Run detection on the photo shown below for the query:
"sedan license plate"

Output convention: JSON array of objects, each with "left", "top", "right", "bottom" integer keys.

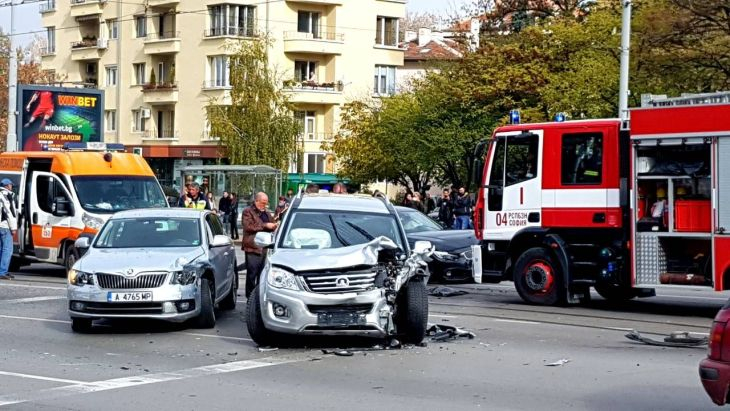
[
  {"left": 107, "top": 292, "right": 153, "bottom": 302},
  {"left": 317, "top": 312, "right": 366, "bottom": 327}
]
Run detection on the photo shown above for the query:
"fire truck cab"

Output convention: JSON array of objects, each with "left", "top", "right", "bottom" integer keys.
[{"left": 472, "top": 92, "right": 730, "bottom": 305}]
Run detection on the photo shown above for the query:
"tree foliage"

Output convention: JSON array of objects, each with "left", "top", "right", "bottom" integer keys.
[{"left": 206, "top": 38, "right": 300, "bottom": 169}]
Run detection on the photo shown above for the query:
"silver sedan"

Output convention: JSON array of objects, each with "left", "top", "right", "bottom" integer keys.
[{"left": 67, "top": 208, "right": 238, "bottom": 332}]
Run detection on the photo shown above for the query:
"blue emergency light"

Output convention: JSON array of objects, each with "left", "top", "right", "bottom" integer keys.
[
  {"left": 509, "top": 109, "right": 520, "bottom": 124},
  {"left": 554, "top": 112, "right": 567, "bottom": 122}
]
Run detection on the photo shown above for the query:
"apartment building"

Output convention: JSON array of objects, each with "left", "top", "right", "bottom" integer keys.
[{"left": 38, "top": 0, "right": 406, "bottom": 189}]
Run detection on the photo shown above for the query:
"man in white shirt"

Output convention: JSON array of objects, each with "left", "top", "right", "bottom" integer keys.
[{"left": 0, "top": 178, "right": 18, "bottom": 280}]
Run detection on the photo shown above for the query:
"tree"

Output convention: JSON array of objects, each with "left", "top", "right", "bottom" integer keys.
[{"left": 206, "top": 38, "right": 301, "bottom": 169}]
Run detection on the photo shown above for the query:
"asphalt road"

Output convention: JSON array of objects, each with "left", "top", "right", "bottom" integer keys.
[{"left": 0, "top": 261, "right": 724, "bottom": 410}]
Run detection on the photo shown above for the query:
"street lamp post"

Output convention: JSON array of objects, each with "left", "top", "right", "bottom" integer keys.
[{"left": 6, "top": 0, "right": 18, "bottom": 151}]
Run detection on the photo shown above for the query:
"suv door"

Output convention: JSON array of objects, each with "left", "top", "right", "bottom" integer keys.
[{"left": 205, "top": 213, "right": 233, "bottom": 300}]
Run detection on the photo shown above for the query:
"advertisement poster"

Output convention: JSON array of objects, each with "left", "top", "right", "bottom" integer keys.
[{"left": 16, "top": 85, "right": 104, "bottom": 151}]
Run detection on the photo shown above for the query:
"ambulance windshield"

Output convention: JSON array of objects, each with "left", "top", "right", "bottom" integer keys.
[{"left": 72, "top": 176, "right": 167, "bottom": 213}]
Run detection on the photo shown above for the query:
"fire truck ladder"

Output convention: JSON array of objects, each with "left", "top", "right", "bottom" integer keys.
[{"left": 641, "top": 91, "right": 730, "bottom": 107}]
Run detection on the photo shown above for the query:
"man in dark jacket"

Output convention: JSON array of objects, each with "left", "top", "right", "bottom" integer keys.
[
  {"left": 229, "top": 193, "right": 239, "bottom": 240},
  {"left": 218, "top": 191, "right": 232, "bottom": 235},
  {"left": 452, "top": 186, "right": 473, "bottom": 230},
  {"left": 437, "top": 189, "right": 453, "bottom": 228},
  {"left": 242, "top": 192, "right": 277, "bottom": 298},
  {"left": 177, "top": 183, "right": 211, "bottom": 210}
]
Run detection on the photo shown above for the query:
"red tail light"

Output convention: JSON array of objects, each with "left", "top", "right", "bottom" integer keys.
[
  {"left": 709, "top": 321, "right": 726, "bottom": 360},
  {"left": 474, "top": 187, "right": 484, "bottom": 240}
]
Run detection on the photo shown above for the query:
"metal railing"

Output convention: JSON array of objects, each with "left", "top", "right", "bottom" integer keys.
[
  {"left": 40, "top": 46, "right": 55, "bottom": 56},
  {"left": 283, "top": 29, "right": 344, "bottom": 42},
  {"left": 145, "top": 31, "right": 181, "bottom": 41},
  {"left": 298, "top": 132, "right": 335, "bottom": 141},
  {"left": 204, "top": 27, "right": 257, "bottom": 38},
  {"left": 71, "top": 0, "right": 104, "bottom": 4},
  {"left": 71, "top": 38, "right": 105, "bottom": 49},
  {"left": 143, "top": 129, "right": 179, "bottom": 139},
  {"left": 283, "top": 80, "right": 344, "bottom": 92},
  {"left": 140, "top": 82, "right": 178, "bottom": 91}
]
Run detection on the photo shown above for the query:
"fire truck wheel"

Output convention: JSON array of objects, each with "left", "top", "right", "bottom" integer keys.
[
  {"left": 594, "top": 284, "right": 637, "bottom": 302},
  {"left": 513, "top": 247, "right": 565, "bottom": 306}
]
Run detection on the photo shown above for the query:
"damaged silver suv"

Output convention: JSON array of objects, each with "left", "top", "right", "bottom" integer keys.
[{"left": 247, "top": 193, "right": 433, "bottom": 346}]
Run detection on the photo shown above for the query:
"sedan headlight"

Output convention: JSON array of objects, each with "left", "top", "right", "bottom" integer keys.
[
  {"left": 170, "top": 268, "right": 198, "bottom": 285},
  {"left": 68, "top": 269, "right": 94, "bottom": 286},
  {"left": 267, "top": 266, "right": 300, "bottom": 291},
  {"left": 82, "top": 213, "right": 104, "bottom": 231}
]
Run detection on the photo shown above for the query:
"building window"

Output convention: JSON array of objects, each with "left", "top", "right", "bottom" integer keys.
[
  {"left": 294, "top": 61, "right": 317, "bottom": 82},
  {"left": 376, "top": 16, "right": 399, "bottom": 46},
  {"left": 295, "top": 111, "right": 316, "bottom": 139},
  {"left": 108, "top": 19, "right": 119, "bottom": 39},
  {"left": 561, "top": 133, "right": 603, "bottom": 185},
  {"left": 297, "top": 11, "right": 321, "bottom": 38},
  {"left": 105, "top": 110, "right": 117, "bottom": 132},
  {"left": 105, "top": 65, "right": 117, "bottom": 86},
  {"left": 133, "top": 63, "right": 145, "bottom": 85},
  {"left": 373, "top": 65, "right": 396, "bottom": 96},
  {"left": 306, "top": 153, "right": 325, "bottom": 174},
  {"left": 132, "top": 109, "right": 146, "bottom": 132},
  {"left": 46, "top": 27, "right": 55, "bottom": 53},
  {"left": 208, "top": 4, "right": 256, "bottom": 37},
  {"left": 135, "top": 16, "right": 147, "bottom": 38},
  {"left": 208, "top": 56, "right": 229, "bottom": 87}
]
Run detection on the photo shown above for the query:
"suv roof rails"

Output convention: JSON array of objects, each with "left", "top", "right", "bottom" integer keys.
[{"left": 373, "top": 191, "right": 390, "bottom": 205}]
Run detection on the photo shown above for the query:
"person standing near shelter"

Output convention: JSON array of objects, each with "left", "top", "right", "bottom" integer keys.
[
  {"left": 452, "top": 187, "right": 473, "bottom": 230},
  {"left": 0, "top": 179, "right": 18, "bottom": 280},
  {"left": 177, "top": 182, "right": 211, "bottom": 210},
  {"left": 218, "top": 191, "right": 232, "bottom": 235},
  {"left": 229, "top": 193, "right": 239, "bottom": 240},
  {"left": 243, "top": 192, "right": 277, "bottom": 298},
  {"left": 437, "top": 189, "right": 454, "bottom": 228}
]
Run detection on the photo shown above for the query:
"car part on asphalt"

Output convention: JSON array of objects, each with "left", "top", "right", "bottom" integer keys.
[
  {"left": 426, "top": 324, "right": 476, "bottom": 341},
  {"left": 625, "top": 330, "right": 707, "bottom": 347},
  {"left": 428, "top": 286, "right": 468, "bottom": 297}
]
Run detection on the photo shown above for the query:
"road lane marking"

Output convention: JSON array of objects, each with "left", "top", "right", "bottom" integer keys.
[
  {"left": 0, "top": 371, "right": 85, "bottom": 385},
  {"left": 428, "top": 314, "right": 458, "bottom": 319},
  {"left": 0, "top": 357, "right": 295, "bottom": 407},
  {"left": 179, "top": 332, "right": 253, "bottom": 342},
  {"left": 0, "top": 296, "right": 65, "bottom": 303},
  {"left": 0, "top": 283, "right": 65, "bottom": 291},
  {"left": 494, "top": 319, "right": 539, "bottom": 325},
  {"left": 655, "top": 295, "right": 728, "bottom": 301},
  {"left": 0, "top": 315, "right": 70, "bottom": 324}
]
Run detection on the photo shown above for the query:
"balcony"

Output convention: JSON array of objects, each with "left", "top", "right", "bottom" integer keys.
[
  {"left": 70, "top": 0, "right": 105, "bottom": 18},
  {"left": 284, "top": 30, "right": 344, "bottom": 55},
  {"left": 141, "top": 83, "right": 179, "bottom": 104},
  {"left": 285, "top": 0, "right": 342, "bottom": 4},
  {"left": 283, "top": 80, "right": 344, "bottom": 105},
  {"left": 144, "top": 32, "right": 181, "bottom": 55},
  {"left": 143, "top": 129, "right": 179, "bottom": 141},
  {"left": 203, "top": 27, "right": 257, "bottom": 40},
  {"left": 70, "top": 38, "right": 107, "bottom": 61},
  {"left": 147, "top": 0, "right": 179, "bottom": 7},
  {"left": 299, "top": 132, "right": 335, "bottom": 142},
  {"left": 202, "top": 81, "right": 232, "bottom": 105},
  {"left": 39, "top": 0, "right": 55, "bottom": 13},
  {"left": 40, "top": 47, "right": 55, "bottom": 57}
]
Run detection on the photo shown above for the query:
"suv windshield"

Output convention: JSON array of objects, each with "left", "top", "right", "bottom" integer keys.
[
  {"left": 72, "top": 176, "right": 167, "bottom": 213},
  {"left": 399, "top": 209, "right": 442, "bottom": 233},
  {"left": 95, "top": 217, "right": 201, "bottom": 248},
  {"left": 281, "top": 211, "right": 404, "bottom": 250}
]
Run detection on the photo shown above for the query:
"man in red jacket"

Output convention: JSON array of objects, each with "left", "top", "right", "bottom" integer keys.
[{"left": 242, "top": 192, "right": 277, "bottom": 298}]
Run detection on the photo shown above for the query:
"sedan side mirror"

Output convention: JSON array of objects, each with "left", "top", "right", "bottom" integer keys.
[
  {"left": 254, "top": 232, "right": 275, "bottom": 248},
  {"left": 211, "top": 235, "right": 232, "bottom": 248},
  {"left": 74, "top": 236, "right": 91, "bottom": 249}
]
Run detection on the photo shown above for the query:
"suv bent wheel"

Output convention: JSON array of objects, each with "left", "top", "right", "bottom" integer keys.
[
  {"left": 395, "top": 279, "right": 428, "bottom": 344},
  {"left": 246, "top": 284, "right": 278, "bottom": 347}
]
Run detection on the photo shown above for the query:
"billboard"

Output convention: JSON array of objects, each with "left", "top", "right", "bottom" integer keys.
[{"left": 16, "top": 85, "right": 104, "bottom": 151}]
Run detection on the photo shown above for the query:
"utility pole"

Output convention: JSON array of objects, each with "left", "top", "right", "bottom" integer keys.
[
  {"left": 6, "top": 0, "right": 18, "bottom": 151},
  {"left": 618, "top": 0, "right": 632, "bottom": 124}
]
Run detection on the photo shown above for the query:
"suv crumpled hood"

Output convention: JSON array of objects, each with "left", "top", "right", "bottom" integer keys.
[{"left": 270, "top": 236, "right": 399, "bottom": 273}]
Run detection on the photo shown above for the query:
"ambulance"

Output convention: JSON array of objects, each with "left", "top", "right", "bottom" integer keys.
[{"left": 0, "top": 143, "right": 168, "bottom": 271}]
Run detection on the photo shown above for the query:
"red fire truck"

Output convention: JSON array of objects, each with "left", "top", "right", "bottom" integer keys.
[{"left": 470, "top": 92, "right": 730, "bottom": 305}]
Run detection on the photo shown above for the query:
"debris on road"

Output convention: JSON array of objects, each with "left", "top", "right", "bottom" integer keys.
[
  {"left": 427, "top": 324, "right": 476, "bottom": 341},
  {"left": 258, "top": 347, "right": 279, "bottom": 352},
  {"left": 625, "top": 330, "right": 708, "bottom": 348},
  {"left": 428, "top": 286, "right": 468, "bottom": 297},
  {"left": 545, "top": 359, "right": 570, "bottom": 367}
]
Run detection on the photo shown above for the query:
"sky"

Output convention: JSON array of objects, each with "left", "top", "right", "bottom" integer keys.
[{"left": 0, "top": 0, "right": 473, "bottom": 48}]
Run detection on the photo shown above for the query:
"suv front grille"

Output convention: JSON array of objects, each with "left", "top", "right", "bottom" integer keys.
[
  {"left": 301, "top": 269, "right": 377, "bottom": 293},
  {"left": 96, "top": 273, "right": 168, "bottom": 289}
]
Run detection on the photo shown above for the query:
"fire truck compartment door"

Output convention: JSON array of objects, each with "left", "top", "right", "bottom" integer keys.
[
  {"left": 29, "top": 172, "right": 75, "bottom": 262},
  {"left": 484, "top": 130, "right": 543, "bottom": 240}
]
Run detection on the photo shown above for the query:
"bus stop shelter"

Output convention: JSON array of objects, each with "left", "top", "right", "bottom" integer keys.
[{"left": 180, "top": 165, "right": 282, "bottom": 210}]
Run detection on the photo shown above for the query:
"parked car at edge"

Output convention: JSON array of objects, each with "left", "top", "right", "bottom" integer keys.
[
  {"left": 247, "top": 193, "right": 433, "bottom": 347},
  {"left": 396, "top": 206, "right": 477, "bottom": 283},
  {"left": 67, "top": 208, "right": 238, "bottom": 332},
  {"left": 700, "top": 301, "right": 730, "bottom": 405}
]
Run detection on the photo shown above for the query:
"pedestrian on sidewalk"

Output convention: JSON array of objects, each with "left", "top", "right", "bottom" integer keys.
[
  {"left": 0, "top": 179, "right": 18, "bottom": 280},
  {"left": 229, "top": 193, "right": 239, "bottom": 240},
  {"left": 242, "top": 192, "right": 277, "bottom": 298}
]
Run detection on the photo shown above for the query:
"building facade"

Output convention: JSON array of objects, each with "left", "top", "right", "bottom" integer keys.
[{"left": 38, "top": 0, "right": 405, "bottom": 190}]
